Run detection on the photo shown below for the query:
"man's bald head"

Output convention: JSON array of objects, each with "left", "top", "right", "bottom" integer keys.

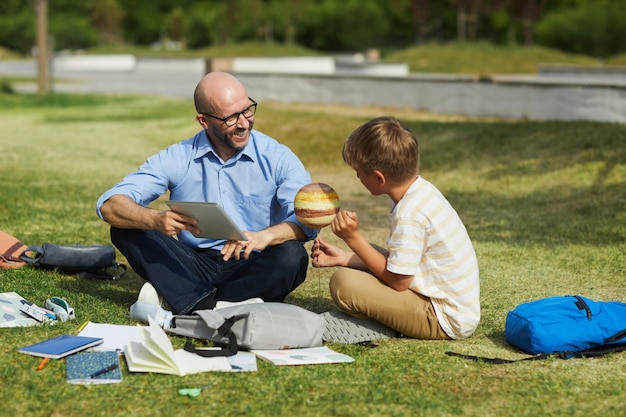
[{"left": 193, "top": 72, "right": 247, "bottom": 115}]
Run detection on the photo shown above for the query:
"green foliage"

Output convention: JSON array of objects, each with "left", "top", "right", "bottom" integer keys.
[
  {"left": 0, "top": 92, "right": 624, "bottom": 416},
  {"left": 0, "top": 80, "right": 14, "bottom": 94},
  {"left": 0, "top": 0, "right": 625, "bottom": 58},
  {"left": 164, "top": 8, "right": 186, "bottom": 42},
  {"left": 91, "top": 0, "right": 125, "bottom": 45},
  {"left": 297, "top": 0, "right": 391, "bottom": 52},
  {"left": 0, "top": 8, "right": 35, "bottom": 54},
  {"left": 50, "top": 14, "right": 99, "bottom": 51},
  {"left": 185, "top": 3, "right": 220, "bottom": 49},
  {"left": 536, "top": 0, "right": 626, "bottom": 57},
  {"left": 118, "top": 0, "right": 166, "bottom": 45}
]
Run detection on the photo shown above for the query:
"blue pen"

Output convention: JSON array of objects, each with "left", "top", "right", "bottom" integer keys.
[{"left": 89, "top": 363, "right": 118, "bottom": 379}]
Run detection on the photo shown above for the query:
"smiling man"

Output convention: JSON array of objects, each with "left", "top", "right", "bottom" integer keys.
[{"left": 96, "top": 72, "right": 317, "bottom": 315}]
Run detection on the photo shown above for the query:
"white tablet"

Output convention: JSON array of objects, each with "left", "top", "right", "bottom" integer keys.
[{"left": 165, "top": 201, "right": 248, "bottom": 241}]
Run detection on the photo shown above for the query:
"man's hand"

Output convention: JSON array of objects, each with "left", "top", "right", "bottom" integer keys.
[
  {"left": 157, "top": 210, "right": 201, "bottom": 238},
  {"left": 220, "top": 230, "right": 270, "bottom": 261},
  {"left": 100, "top": 195, "right": 200, "bottom": 237},
  {"left": 220, "top": 222, "right": 307, "bottom": 261}
]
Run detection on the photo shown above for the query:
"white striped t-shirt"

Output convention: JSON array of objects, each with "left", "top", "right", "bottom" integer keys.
[{"left": 386, "top": 177, "right": 480, "bottom": 339}]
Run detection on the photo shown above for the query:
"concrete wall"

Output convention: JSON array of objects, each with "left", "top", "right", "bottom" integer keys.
[
  {"left": 235, "top": 72, "right": 626, "bottom": 123},
  {"left": 53, "top": 54, "right": 136, "bottom": 72},
  {"left": 3, "top": 55, "right": 623, "bottom": 123}
]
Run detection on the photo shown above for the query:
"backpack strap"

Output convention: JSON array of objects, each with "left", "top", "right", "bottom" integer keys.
[
  {"left": 76, "top": 263, "right": 127, "bottom": 280},
  {"left": 446, "top": 343, "right": 626, "bottom": 363},
  {"left": 605, "top": 328, "right": 626, "bottom": 344},
  {"left": 19, "top": 245, "right": 44, "bottom": 264},
  {"left": 182, "top": 313, "right": 248, "bottom": 358},
  {"left": 445, "top": 351, "right": 551, "bottom": 363}
]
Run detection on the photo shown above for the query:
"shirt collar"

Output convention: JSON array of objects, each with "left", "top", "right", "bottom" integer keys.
[{"left": 194, "top": 130, "right": 255, "bottom": 163}]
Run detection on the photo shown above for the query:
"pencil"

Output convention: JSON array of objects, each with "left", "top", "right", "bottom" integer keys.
[
  {"left": 36, "top": 357, "right": 50, "bottom": 371},
  {"left": 77, "top": 321, "right": 89, "bottom": 333}
]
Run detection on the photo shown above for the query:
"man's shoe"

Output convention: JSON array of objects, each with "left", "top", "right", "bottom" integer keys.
[
  {"left": 137, "top": 282, "right": 171, "bottom": 310},
  {"left": 215, "top": 297, "right": 264, "bottom": 310},
  {"left": 321, "top": 310, "right": 398, "bottom": 344}
]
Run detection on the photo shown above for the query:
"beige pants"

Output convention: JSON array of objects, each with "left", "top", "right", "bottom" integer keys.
[{"left": 329, "top": 267, "right": 451, "bottom": 340}]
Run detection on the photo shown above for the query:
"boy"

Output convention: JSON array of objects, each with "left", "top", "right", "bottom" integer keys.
[{"left": 312, "top": 116, "right": 480, "bottom": 341}]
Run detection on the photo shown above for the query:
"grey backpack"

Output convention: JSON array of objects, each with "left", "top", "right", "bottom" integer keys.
[{"left": 166, "top": 302, "right": 325, "bottom": 356}]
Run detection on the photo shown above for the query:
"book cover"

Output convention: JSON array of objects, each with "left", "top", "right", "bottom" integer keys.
[
  {"left": 66, "top": 351, "right": 122, "bottom": 384},
  {"left": 251, "top": 346, "right": 355, "bottom": 366},
  {"left": 19, "top": 334, "right": 104, "bottom": 359},
  {"left": 0, "top": 292, "right": 39, "bottom": 328}
]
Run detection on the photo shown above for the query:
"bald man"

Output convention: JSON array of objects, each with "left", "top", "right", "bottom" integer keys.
[{"left": 97, "top": 72, "right": 317, "bottom": 314}]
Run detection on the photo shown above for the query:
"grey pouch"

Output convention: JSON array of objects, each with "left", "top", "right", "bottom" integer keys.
[{"left": 167, "top": 302, "right": 325, "bottom": 356}]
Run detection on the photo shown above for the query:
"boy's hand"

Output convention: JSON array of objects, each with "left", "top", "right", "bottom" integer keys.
[
  {"left": 311, "top": 236, "right": 349, "bottom": 267},
  {"left": 330, "top": 210, "right": 360, "bottom": 242}
]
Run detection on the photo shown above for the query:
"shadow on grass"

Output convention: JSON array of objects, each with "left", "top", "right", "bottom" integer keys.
[
  {"left": 344, "top": 120, "right": 626, "bottom": 248},
  {"left": 450, "top": 180, "right": 625, "bottom": 247},
  {"left": 286, "top": 295, "right": 337, "bottom": 314}
]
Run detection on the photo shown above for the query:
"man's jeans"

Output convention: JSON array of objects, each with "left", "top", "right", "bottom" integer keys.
[{"left": 110, "top": 227, "right": 309, "bottom": 314}]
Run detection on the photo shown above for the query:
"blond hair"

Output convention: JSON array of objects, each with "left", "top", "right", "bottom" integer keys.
[{"left": 342, "top": 116, "right": 419, "bottom": 183}]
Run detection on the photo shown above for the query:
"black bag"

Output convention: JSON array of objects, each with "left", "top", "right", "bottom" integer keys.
[{"left": 20, "top": 243, "right": 127, "bottom": 279}]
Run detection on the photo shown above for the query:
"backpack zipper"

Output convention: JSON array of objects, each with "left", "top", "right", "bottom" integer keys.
[{"left": 574, "top": 295, "right": 592, "bottom": 320}]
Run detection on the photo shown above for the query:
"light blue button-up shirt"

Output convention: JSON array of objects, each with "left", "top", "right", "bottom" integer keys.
[{"left": 96, "top": 129, "right": 318, "bottom": 249}]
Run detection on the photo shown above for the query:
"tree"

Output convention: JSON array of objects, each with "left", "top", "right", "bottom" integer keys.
[
  {"left": 455, "top": 0, "right": 485, "bottom": 41},
  {"left": 511, "top": 0, "right": 546, "bottom": 45},
  {"left": 297, "top": 0, "right": 390, "bottom": 52},
  {"left": 409, "top": 0, "right": 443, "bottom": 43},
  {"left": 92, "top": 0, "right": 124, "bottom": 45},
  {"left": 535, "top": 0, "right": 626, "bottom": 57},
  {"left": 164, "top": 8, "right": 186, "bottom": 45}
]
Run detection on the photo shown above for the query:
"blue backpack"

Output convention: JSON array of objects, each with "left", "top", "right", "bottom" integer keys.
[
  {"left": 504, "top": 295, "right": 626, "bottom": 357},
  {"left": 446, "top": 295, "right": 626, "bottom": 363}
]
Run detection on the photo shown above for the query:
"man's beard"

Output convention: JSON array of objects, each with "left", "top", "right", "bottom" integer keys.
[{"left": 212, "top": 122, "right": 253, "bottom": 152}]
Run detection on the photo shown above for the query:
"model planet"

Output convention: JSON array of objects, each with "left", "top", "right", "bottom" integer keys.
[{"left": 294, "top": 183, "right": 340, "bottom": 228}]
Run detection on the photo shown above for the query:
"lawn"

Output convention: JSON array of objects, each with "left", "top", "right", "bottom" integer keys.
[{"left": 0, "top": 92, "right": 624, "bottom": 417}]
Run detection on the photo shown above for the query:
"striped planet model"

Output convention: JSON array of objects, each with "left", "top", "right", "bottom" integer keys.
[{"left": 294, "top": 183, "right": 340, "bottom": 228}]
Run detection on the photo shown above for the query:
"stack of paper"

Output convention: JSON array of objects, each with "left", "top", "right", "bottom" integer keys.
[{"left": 251, "top": 347, "right": 354, "bottom": 366}]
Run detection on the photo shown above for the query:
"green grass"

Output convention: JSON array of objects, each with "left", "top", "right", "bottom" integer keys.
[
  {"left": 0, "top": 92, "right": 625, "bottom": 417},
  {"left": 384, "top": 41, "right": 604, "bottom": 74}
]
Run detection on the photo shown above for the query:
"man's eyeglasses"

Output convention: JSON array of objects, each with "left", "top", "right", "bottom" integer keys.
[{"left": 202, "top": 98, "right": 257, "bottom": 127}]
